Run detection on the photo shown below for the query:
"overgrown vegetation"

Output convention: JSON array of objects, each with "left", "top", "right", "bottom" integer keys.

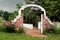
[
  {"left": 5, "top": 24, "right": 25, "bottom": 33},
  {"left": 0, "top": 19, "right": 25, "bottom": 33},
  {"left": 15, "top": 27, "right": 25, "bottom": 33},
  {"left": 0, "top": 10, "right": 15, "bottom": 21},
  {"left": 5, "top": 24, "right": 15, "bottom": 33},
  {"left": 0, "top": 22, "right": 60, "bottom": 40},
  {"left": 43, "top": 24, "right": 60, "bottom": 34}
]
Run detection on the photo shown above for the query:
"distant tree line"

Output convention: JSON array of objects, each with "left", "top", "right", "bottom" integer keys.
[{"left": 0, "top": 10, "right": 15, "bottom": 21}]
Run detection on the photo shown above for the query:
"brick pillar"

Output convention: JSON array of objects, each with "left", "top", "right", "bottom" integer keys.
[
  {"left": 19, "top": 14, "right": 23, "bottom": 29},
  {"left": 43, "top": 15, "right": 51, "bottom": 29},
  {"left": 14, "top": 14, "right": 23, "bottom": 30},
  {"left": 42, "top": 15, "right": 46, "bottom": 29},
  {"left": 41, "top": 14, "right": 47, "bottom": 31},
  {"left": 41, "top": 14, "right": 52, "bottom": 33}
]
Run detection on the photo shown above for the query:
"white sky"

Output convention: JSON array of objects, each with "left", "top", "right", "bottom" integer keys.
[{"left": 0, "top": 0, "right": 26, "bottom": 12}]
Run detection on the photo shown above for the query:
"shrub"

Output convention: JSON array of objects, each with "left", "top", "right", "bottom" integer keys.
[
  {"left": 15, "top": 27, "right": 25, "bottom": 33},
  {"left": 43, "top": 25, "right": 60, "bottom": 34},
  {"left": 43, "top": 27, "right": 48, "bottom": 34},
  {"left": 0, "top": 25, "right": 6, "bottom": 32},
  {"left": 52, "top": 26, "right": 60, "bottom": 34},
  {"left": 5, "top": 21, "right": 12, "bottom": 26},
  {"left": 6, "top": 24, "right": 15, "bottom": 33}
]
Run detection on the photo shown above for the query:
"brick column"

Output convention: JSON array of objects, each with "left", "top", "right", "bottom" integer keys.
[
  {"left": 43, "top": 15, "right": 51, "bottom": 29},
  {"left": 41, "top": 14, "right": 47, "bottom": 33},
  {"left": 42, "top": 15, "right": 46, "bottom": 29},
  {"left": 14, "top": 14, "right": 23, "bottom": 30}
]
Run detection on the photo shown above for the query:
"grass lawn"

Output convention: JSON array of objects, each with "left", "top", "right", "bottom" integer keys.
[{"left": 0, "top": 32, "right": 60, "bottom": 40}]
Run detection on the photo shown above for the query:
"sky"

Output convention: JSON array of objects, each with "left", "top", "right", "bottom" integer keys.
[{"left": 0, "top": 0, "right": 26, "bottom": 12}]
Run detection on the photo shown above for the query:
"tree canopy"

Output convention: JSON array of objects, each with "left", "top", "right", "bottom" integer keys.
[
  {"left": 25, "top": 0, "right": 60, "bottom": 21},
  {"left": 0, "top": 10, "right": 14, "bottom": 21},
  {"left": 42, "top": 0, "right": 60, "bottom": 21}
]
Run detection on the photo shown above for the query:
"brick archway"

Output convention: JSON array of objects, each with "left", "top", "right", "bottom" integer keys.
[{"left": 12, "top": 4, "right": 53, "bottom": 34}]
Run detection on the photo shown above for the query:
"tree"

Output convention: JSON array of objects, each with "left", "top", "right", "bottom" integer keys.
[
  {"left": 13, "top": 10, "right": 18, "bottom": 17},
  {"left": 0, "top": 10, "right": 15, "bottom": 21},
  {"left": 3, "top": 11, "right": 11, "bottom": 21},
  {"left": 22, "top": 7, "right": 41, "bottom": 27},
  {"left": 16, "top": 3, "right": 23, "bottom": 10},
  {"left": 25, "top": 0, "right": 42, "bottom": 5},
  {"left": 8, "top": 15, "right": 14, "bottom": 21},
  {"left": 42, "top": 0, "right": 60, "bottom": 21},
  {"left": 0, "top": 10, "right": 4, "bottom": 17},
  {"left": 26, "top": 0, "right": 60, "bottom": 21}
]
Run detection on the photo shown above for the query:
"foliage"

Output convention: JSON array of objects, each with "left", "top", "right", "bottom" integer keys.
[
  {"left": 52, "top": 25, "right": 60, "bottom": 34},
  {"left": 0, "top": 10, "right": 15, "bottom": 21},
  {"left": 3, "top": 11, "right": 10, "bottom": 21},
  {"left": 26, "top": 0, "right": 60, "bottom": 21},
  {"left": 8, "top": 13, "right": 15, "bottom": 21},
  {"left": 0, "top": 25, "right": 6, "bottom": 32},
  {"left": 0, "top": 10, "right": 4, "bottom": 17},
  {"left": 5, "top": 24, "right": 15, "bottom": 33},
  {"left": 13, "top": 10, "right": 18, "bottom": 18},
  {"left": 16, "top": 3, "right": 23, "bottom": 10},
  {"left": 0, "top": 17, "right": 6, "bottom": 32},
  {"left": 5, "top": 21, "right": 12, "bottom": 26},
  {"left": 42, "top": 0, "right": 60, "bottom": 21},
  {"left": 43, "top": 27, "right": 54, "bottom": 34},
  {"left": 22, "top": 7, "right": 40, "bottom": 27},
  {"left": 13, "top": 10, "right": 18, "bottom": 15},
  {"left": 8, "top": 15, "right": 14, "bottom": 21},
  {"left": 5, "top": 25, "right": 25, "bottom": 33},
  {"left": 25, "top": 0, "right": 42, "bottom": 5},
  {"left": 43, "top": 25, "right": 60, "bottom": 34},
  {"left": 16, "top": 27, "right": 25, "bottom": 33}
]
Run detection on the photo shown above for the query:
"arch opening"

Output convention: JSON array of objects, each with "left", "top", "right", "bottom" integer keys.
[{"left": 22, "top": 7, "right": 44, "bottom": 27}]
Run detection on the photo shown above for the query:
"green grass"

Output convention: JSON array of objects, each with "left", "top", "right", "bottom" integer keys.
[
  {"left": 0, "top": 25, "right": 60, "bottom": 40},
  {"left": 0, "top": 32, "right": 60, "bottom": 40}
]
